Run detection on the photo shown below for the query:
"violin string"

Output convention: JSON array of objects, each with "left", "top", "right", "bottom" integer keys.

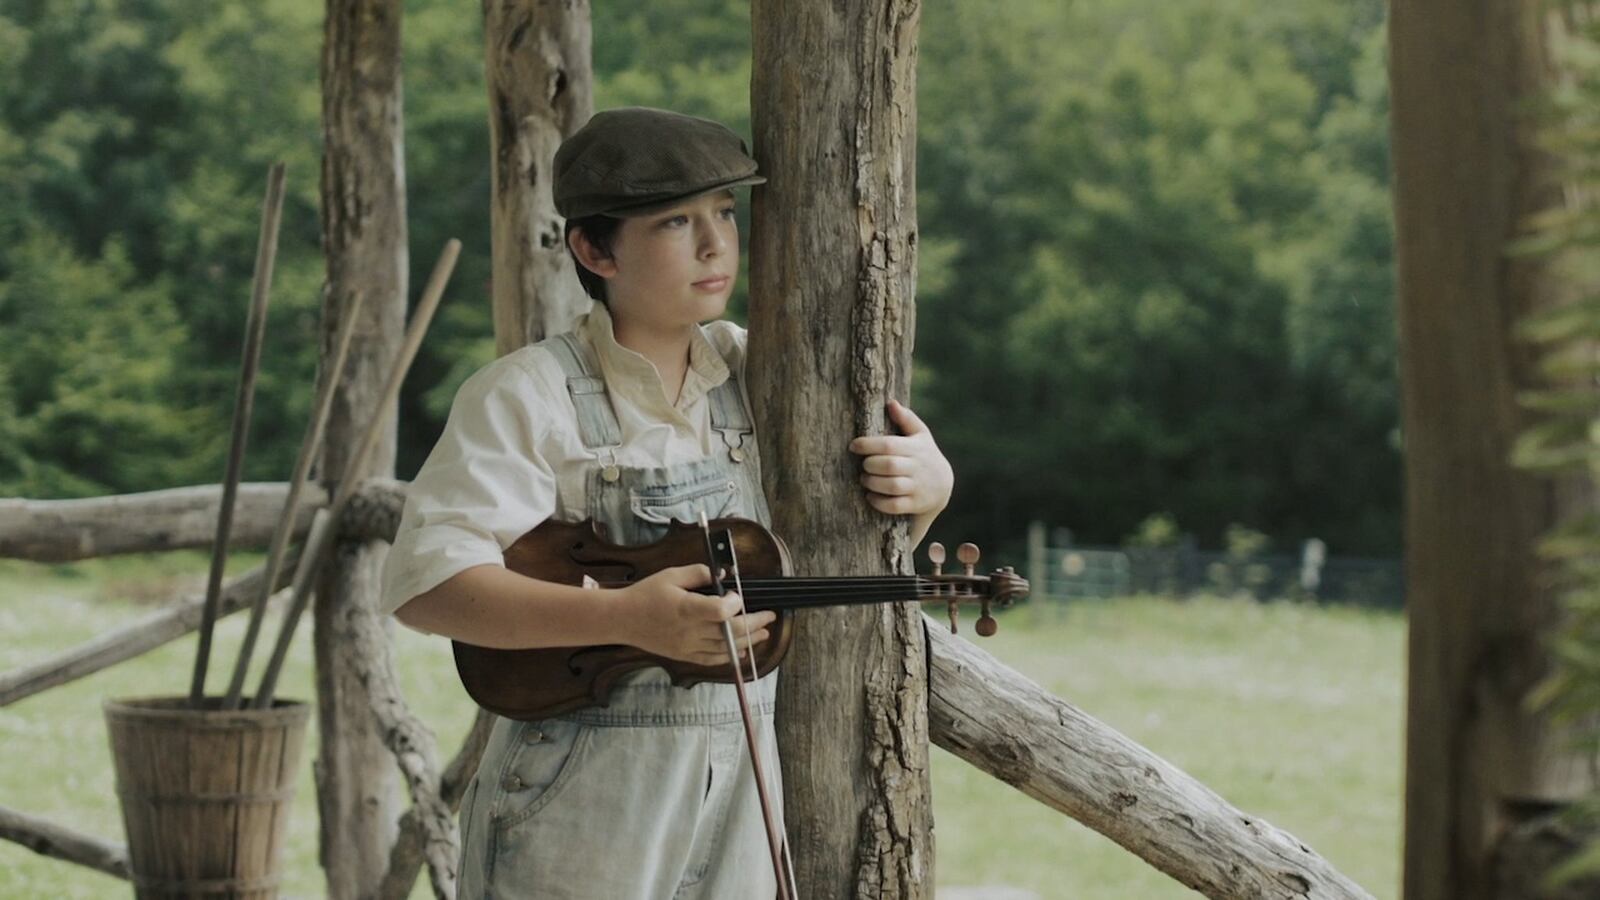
[
  {"left": 591, "top": 583, "right": 976, "bottom": 596},
  {"left": 594, "top": 577, "right": 981, "bottom": 597},
  {"left": 592, "top": 582, "right": 986, "bottom": 608}
]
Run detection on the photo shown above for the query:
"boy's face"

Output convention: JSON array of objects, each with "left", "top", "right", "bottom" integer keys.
[{"left": 596, "top": 190, "right": 739, "bottom": 332}]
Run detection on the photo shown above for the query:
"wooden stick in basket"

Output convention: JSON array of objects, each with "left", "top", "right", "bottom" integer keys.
[
  {"left": 189, "top": 162, "right": 287, "bottom": 708},
  {"left": 251, "top": 239, "right": 461, "bottom": 708}
]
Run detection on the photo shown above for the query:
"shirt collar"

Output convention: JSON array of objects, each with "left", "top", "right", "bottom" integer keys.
[{"left": 580, "top": 303, "right": 731, "bottom": 414}]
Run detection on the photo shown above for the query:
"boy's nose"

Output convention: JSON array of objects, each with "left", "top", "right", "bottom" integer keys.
[{"left": 698, "top": 223, "right": 727, "bottom": 258}]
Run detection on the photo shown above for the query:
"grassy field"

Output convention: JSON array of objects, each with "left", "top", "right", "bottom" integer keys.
[{"left": 0, "top": 555, "right": 1402, "bottom": 899}]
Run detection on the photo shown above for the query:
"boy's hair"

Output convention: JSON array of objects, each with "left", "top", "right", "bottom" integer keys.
[{"left": 565, "top": 215, "right": 623, "bottom": 304}]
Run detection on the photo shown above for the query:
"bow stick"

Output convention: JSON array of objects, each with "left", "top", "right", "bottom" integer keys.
[{"left": 699, "top": 512, "right": 797, "bottom": 899}]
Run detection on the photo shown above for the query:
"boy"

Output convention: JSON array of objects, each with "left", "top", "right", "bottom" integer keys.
[{"left": 380, "top": 107, "right": 953, "bottom": 898}]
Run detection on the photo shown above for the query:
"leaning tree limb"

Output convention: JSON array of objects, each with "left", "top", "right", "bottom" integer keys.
[
  {"left": 0, "top": 804, "right": 130, "bottom": 880},
  {"left": 0, "top": 483, "right": 327, "bottom": 562},
  {"left": 925, "top": 617, "right": 1374, "bottom": 899},
  {"left": 0, "top": 554, "right": 298, "bottom": 708},
  {"left": 374, "top": 709, "right": 494, "bottom": 900}
]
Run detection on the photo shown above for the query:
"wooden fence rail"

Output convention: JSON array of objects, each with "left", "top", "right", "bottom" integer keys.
[{"left": 0, "top": 483, "right": 326, "bottom": 562}]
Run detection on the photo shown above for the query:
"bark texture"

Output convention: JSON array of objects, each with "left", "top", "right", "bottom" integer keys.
[
  {"left": 318, "top": 0, "right": 407, "bottom": 894},
  {"left": 1389, "top": 4, "right": 1600, "bottom": 898},
  {"left": 927, "top": 618, "right": 1374, "bottom": 899},
  {"left": 749, "top": 2, "right": 929, "bottom": 896},
  {"left": 484, "top": 0, "right": 593, "bottom": 353}
]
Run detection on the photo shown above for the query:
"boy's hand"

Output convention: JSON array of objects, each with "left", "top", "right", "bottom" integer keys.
[
  {"left": 615, "top": 564, "right": 775, "bottom": 666},
  {"left": 848, "top": 399, "right": 954, "bottom": 520}
]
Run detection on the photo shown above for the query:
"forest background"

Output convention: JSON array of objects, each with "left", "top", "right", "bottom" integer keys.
[{"left": 0, "top": 0, "right": 1396, "bottom": 561}]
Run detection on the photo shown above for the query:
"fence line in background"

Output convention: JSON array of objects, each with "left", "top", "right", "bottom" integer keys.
[{"left": 1025, "top": 522, "right": 1404, "bottom": 608}]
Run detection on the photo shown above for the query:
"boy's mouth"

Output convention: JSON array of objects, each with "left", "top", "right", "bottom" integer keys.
[{"left": 692, "top": 276, "right": 731, "bottom": 290}]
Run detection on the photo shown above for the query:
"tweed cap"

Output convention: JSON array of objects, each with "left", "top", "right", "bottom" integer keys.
[{"left": 554, "top": 107, "right": 765, "bottom": 219}]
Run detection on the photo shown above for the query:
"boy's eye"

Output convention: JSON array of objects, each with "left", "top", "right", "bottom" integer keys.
[
  {"left": 660, "top": 215, "right": 688, "bottom": 228},
  {"left": 719, "top": 206, "right": 737, "bottom": 220}
]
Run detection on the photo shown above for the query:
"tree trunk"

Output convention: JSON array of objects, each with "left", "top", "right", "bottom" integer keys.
[
  {"left": 1390, "top": 4, "right": 1598, "bottom": 898},
  {"left": 749, "top": 2, "right": 929, "bottom": 897},
  {"left": 318, "top": 0, "right": 407, "bottom": 895},
  {"left": 484, "top": 0, "right": 593, "bottom": 354}
]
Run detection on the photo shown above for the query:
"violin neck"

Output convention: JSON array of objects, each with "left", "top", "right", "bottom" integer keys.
[{"left": 732, "top": 576, "right": 927, "bottom": 611}]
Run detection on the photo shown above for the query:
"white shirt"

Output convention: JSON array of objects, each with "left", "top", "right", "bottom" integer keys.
[{"left": 378, "top": 304, "right": 747, "bottom": 615}]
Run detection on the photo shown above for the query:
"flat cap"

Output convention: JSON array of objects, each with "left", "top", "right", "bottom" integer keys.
[{"left": 554, "top": 107, "right": 765, "bottom": 219}]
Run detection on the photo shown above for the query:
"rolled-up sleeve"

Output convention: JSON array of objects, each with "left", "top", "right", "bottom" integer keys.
[{"left": 378, "top": 356, "right": 558, "bottom": 616}]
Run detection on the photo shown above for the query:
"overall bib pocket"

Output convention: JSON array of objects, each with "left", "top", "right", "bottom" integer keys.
[
  {"left": 628, "top": 478, "right": 740, "bottom": 526},
  {"left": 491, "top": 718, "right": 591, "bottom": 831}
]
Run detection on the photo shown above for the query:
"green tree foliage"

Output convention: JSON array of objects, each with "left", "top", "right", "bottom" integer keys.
[
  {"left": 915, "top": 0, "right": 1394, "bottom": 553},
  {"left": 0, "top": 0, "right": 1399, "bottom": 559},
  {"left": 0, "top": 230, "right": 209, "bottom": 495}
]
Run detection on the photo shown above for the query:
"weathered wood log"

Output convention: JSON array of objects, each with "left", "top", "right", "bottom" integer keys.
[
  {"left": 0, "top": 483, "right": 326, "bottom": 562},
  {"left": 374, "top": 710, "right": 494, "bottom": 900},
  {"left": 926, "top": 616, "right": 1374, "bottom": 899},
  {"left": 484, "top": 0, "right": 593, "bottom": 353},
  {"left": 1390, "top": 3, "right": 1599, "bottom": 898},
  {"left": 0, "top": 804, "right": 130, "bottom": 880},
  {"left": 318, "top": 0, "right": 408, "bottom": 890},
  {"left": 0, "top": 553, "right": 298, "bottom": 708},
  {"left": 750, "top": 1, "right": 929, "bottom": 896}
]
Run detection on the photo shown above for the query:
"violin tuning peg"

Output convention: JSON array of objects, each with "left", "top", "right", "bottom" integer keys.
[
  {"left": 928, "top": 542, "right": 946, "bottom": 576},
  {"left": 957, "top": 542, "right": 980, "bottom": 576},
  {"left": 946, "top": 598, "right": 959, "bottom": 634},
  {"left": 976, "top": 598, "right": 997, "bottom": 637}
]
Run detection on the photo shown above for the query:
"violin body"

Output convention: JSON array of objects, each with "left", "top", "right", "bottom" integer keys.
[{"left": 451, "top": 517, "right": 795, "bottom": 721}]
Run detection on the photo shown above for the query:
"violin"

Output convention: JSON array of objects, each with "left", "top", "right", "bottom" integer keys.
[{"left": 451, "top": 516, "right": 1030, "bottom": 721}]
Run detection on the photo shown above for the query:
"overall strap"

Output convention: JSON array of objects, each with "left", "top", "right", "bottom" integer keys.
[
  {"left": 548, "top": 332, "right": 623, "bottom": 451},
  {"left": 706, "top": 368, "right": 755, "bottom": 461}
]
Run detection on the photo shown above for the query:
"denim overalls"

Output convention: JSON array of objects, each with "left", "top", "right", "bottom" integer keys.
[{"left": 457, "top": 329, "right": 782, "bottom": 900}]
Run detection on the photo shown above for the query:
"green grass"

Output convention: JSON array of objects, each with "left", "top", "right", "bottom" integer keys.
[{"left": 0, "top": 558, "right": 1401, "bottom": 899}]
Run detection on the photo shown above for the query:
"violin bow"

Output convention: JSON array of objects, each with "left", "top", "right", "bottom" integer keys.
[{"left": 698, "top": 512, "right": 798, "bottom": 899}]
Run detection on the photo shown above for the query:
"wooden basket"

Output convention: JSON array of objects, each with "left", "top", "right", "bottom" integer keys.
[{"left": 103, "top": 696, "right": 309, "bottom": 899}]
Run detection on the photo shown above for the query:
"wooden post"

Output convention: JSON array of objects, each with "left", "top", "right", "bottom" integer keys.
[
  {"left": 484, "top": 0, "right": 594, "bottom": 354},
  {"left": 749, "top": 1, "right": 930, "bottom": 896},
  {"left": 1389, "top": 3, "right": 1598, "bottom": 898},
  {"left": 318, "top": 0, "right": 406, "bottom": 894}
]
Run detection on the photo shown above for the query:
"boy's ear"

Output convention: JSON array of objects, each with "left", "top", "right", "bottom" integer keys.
[{"left": 568, "top": 228, "right": 619, "bottom": 279}]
